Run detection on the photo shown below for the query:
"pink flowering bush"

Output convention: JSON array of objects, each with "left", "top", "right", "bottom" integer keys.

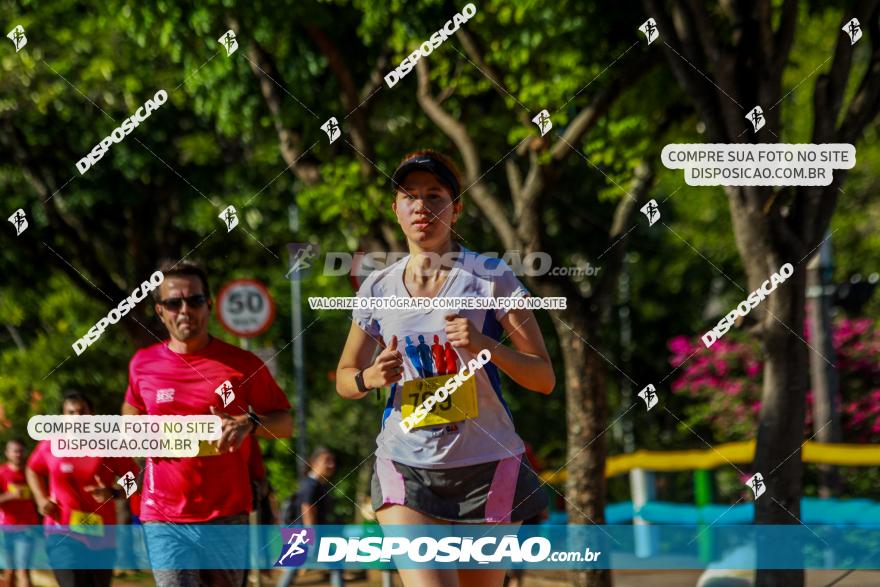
[{"left": 668, "top": 317, "right": 880, "bottom": 443}]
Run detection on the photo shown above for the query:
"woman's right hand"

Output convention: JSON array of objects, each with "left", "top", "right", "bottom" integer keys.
[{"left": 364, "top": 335, "right": 404, "bottom": 389}]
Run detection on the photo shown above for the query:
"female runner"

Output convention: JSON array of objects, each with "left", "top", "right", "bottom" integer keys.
[{"left": 337, "top": 149, "right": 555, "bottom": 587}]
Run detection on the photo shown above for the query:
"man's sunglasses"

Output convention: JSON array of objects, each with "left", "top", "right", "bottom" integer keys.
[{"left": 158, "top": 294, "right": 209, "bottom": 311}]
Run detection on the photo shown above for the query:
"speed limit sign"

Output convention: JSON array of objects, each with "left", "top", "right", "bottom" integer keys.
[{"left": 216, "top": 279, "right": 276, "bottom": 337}]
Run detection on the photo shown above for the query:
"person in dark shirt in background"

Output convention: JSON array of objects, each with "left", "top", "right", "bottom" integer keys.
[
  {"left": 292, "top": 448, "right": 336, "bottom": 527},
  {"left": 278, "top": 448, "right": 337, "bottom": 587}
]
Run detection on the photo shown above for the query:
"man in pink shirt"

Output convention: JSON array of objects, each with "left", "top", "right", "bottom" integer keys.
[
  {"left": 122, "top": 261, "right": 292, "bottom": 587},
  {"left": 1, "top": 438, "right": 39, "bottom": 587},
  {"left": 26, "top": 391, "right": 139, "bottom": 587}
]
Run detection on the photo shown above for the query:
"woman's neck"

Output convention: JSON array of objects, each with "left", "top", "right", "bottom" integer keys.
[{"left": 407, "top": 240, "right": 459, "bottom": 279}]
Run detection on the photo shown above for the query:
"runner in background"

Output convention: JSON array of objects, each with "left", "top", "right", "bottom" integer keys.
[
  {"left": 26, "top": 390, "right": 139, "bottom": 587},
  {"left": 122, "top": 261, "right": 292, "bottom": 587},
  {"left": 289, "top": 447, "right": 336, "bottom": 527},
  {"left": 336, "top": 149, "right": 555, "bottom": 587},
  {"left": 0, "top": 438, "right": 38, "bottom": 587},
  {"left": 277, "top": 447, "right": 338, "bottom": 587}
]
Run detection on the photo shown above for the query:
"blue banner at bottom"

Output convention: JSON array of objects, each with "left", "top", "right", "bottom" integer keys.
[{"left": 1, "top": 525, "right": 879, "bottom": 570}]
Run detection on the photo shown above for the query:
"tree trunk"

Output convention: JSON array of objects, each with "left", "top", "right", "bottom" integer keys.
[
  {"left": 556, "top": 311, "right": 611, "bottom": 587},
  {"left": 753, "top": 269, "right": 809, "bottom": 586},
  {"left": 726, "top": 184, "right": 811, "bottom": 586}
]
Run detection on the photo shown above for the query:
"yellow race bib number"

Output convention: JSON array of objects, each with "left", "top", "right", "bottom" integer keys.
[
  {"left": 7, "top": 483, "right": 31, "bottom": 500},
  {"left": 70, "top": 510, "right": 105, "bottom": 537},
  {"left": 197, "top": 440, "right": 222, "bottom": 457},
  {"left": 400, "top": 373, "right": 479, "bottom": 429}
]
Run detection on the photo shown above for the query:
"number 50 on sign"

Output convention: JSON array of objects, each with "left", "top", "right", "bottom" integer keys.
[{"left": 216, "top": 279, "right": 276, "bottom": 337}]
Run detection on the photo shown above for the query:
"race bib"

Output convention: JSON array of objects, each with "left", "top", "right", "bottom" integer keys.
[
  {"left": 400, "top": 373, "right": 479, "bottom": 429},
  {"left": 69, "top": 509, "right": 105, "bottom": 537},
  {"left": 7, "top": 483, "right": 31, "bottom": 500},
  {"left": 197, "top": 440, "right": 222, "bottom": 457}
]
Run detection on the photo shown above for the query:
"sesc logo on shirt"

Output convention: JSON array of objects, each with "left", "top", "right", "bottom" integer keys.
[
  {"left": 60, "top": 462, "right": 75, "bottom": 474},
  {"left": 156, "top": 388, "right": 175, "bottom": 403}
]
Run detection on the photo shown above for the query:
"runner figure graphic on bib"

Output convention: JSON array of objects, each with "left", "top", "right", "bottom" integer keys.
[{"left": 336, "top": 149, "right": 556, "bottom": 587}]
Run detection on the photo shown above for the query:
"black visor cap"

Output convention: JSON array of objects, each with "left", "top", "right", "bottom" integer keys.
[{"left": 391, "top": 155, "right": 460, "bottom": 199}]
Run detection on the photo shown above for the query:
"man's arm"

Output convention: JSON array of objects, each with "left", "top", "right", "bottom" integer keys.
[
  {"left": 0, "top": 477, "right": 12, "bottom": 504},
  {"left": 247, "top": 360, "right": 295, "bottom": 437},
  {"left": 122, "top": 402, "right": 144, "bottom": 416},
  {"left": 25, "top": 467, "right": 59, "bottom": 518},
  {"left": 300, "top": 503, "right": 318, "bottom": 526},
  {"left": 251, "top": 410, "right": 293, "bottom": 439}
]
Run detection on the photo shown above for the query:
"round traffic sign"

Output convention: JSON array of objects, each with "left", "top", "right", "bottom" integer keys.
[{"left": 216, "top": 279, "right": 276, "bottom": 337}]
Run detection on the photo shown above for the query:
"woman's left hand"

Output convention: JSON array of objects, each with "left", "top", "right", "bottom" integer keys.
[{"left": 443, "top": 314, "right": 489, "bottom": 353}]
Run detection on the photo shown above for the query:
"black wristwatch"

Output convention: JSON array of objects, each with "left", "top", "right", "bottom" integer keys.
[
  {"left": 247, "top": 411, "right": 261, "bottom": 435},
  {"left": 354, "top": 369, "right": 375, "bottom": 397}
]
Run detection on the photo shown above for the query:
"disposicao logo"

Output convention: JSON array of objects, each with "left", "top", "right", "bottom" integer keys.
[{"left": 275, "top": 528, "right": 316, "bottom": 568}]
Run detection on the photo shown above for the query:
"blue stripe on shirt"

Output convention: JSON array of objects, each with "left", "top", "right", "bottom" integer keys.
[
  {"left": 481, "top": 309, "right": 514, "bottom": 422},
  {"left": 381, "top": 383, "right": 396, "bottom": 429}
]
